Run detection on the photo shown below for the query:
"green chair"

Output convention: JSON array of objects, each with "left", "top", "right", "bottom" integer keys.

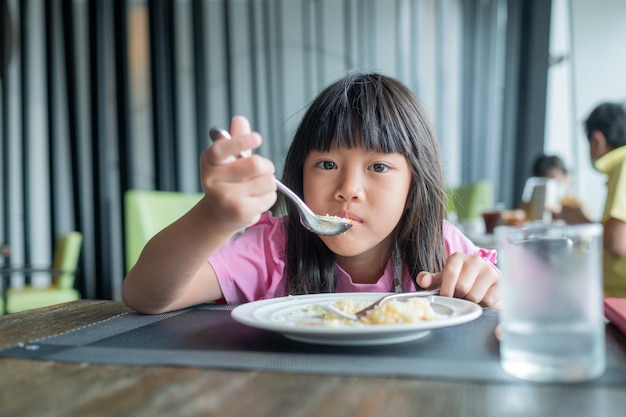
[
  {"left": 447, "top": 180, "right": 494, "bottom": 222},
  {"left": 0, "top": 231, "right": 83, "bottom": 314},
  {"left": 124, "top": 190, "right": 204, "bottom": 273}
]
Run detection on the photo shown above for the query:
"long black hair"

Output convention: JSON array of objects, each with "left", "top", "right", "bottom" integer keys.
[{"left": 278, "top": 72, "right": 447, "bottom": 294}]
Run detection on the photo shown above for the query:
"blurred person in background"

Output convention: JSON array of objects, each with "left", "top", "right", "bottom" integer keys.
[
  {"left": 531, "top": 153, "right": 591, "bottom": 221},
  {"left": 561, "top": 102, "right": 626, "bottom": 297}
]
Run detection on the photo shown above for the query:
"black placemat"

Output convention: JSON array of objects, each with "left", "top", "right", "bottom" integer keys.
[{"left": 2, "top": 305, "right": 626, "bottom": 385}]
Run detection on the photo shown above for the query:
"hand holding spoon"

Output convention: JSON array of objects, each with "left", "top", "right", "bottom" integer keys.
[{"left": 208, "top": 127, "right": 353, "bottom": 236}]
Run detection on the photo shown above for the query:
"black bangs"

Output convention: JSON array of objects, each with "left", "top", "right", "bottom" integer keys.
[{"left": 304, "top": 73, "right": 412, "bottom": 155}]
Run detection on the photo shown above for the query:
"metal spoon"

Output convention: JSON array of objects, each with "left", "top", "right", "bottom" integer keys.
[
  {"left": 208, "top": 127, "right": 353, "bottom": 236},
  {"left": 322, "top": 290, "right": 447, "bottom": 320}
]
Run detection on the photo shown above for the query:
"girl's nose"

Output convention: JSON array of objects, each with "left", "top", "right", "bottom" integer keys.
[{"left": 335, "top": 170, "right": 365, "bottom": 201}]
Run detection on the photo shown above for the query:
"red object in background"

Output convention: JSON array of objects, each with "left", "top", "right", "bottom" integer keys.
[{"left": 604, "top": 298, "right": 626, "bottom": 335}]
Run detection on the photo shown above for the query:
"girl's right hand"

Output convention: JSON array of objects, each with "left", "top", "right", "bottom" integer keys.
[
  {"left": 199, "top": 116, "right": 277, "bottom": 233},
  {"left": 124, "top": 115, "right": 276, "bottom": 314}
]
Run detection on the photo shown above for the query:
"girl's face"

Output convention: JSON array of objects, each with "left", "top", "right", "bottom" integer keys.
[{"left": 302, "top": 146, "right": 412, "bottom": 263}]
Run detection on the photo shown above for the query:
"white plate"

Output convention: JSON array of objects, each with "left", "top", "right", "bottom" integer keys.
[{"left": 231, "top": 293, "right": 483, "bottom": 346}]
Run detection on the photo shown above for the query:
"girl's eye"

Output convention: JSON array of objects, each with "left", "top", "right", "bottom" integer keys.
[
  {"left": 370, "top": 163, "right": 389, "bottom": 173},
  {"left": 316, "top": 160, "right": 337, "bottom": 170}
]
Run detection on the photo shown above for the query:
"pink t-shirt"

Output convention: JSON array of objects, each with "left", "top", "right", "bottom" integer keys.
[{"left": 209, "top": 213, "right": 497, "bottom": 303}]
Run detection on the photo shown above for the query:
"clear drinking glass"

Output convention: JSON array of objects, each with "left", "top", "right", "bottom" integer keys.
[{"left": 494, "top": 223, "right": 605, "bottom": 382}]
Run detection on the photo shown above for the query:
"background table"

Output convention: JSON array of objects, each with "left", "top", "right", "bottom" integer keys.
[{"left": 1, "top": 300, "right": 625, "bottom": 417}]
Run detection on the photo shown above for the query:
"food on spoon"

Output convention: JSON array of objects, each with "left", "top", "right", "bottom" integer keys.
[
  {"left": 313, "top": 214, "right": 353, "bottom": 235},
  {"left": 319, "top": 214, "right": 353, "bottom": 224}
]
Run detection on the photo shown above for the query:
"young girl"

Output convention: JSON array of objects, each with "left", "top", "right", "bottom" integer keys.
[{"left": 122, "top": 72, "right": 499, "bottom": 314}]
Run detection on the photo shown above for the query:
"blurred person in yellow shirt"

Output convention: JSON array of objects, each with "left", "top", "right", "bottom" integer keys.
[{"left": 555, "top": 102, "right": 626, "bottom": 297}]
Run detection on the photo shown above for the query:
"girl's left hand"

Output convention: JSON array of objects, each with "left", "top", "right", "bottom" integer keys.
[{"left": 416, "top": 252, "right": 500, "bottom": 308}]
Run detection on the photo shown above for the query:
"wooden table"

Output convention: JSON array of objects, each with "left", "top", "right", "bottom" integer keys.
[{"left": 1, "top": 300, "right": 624, "bottom": 417}]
